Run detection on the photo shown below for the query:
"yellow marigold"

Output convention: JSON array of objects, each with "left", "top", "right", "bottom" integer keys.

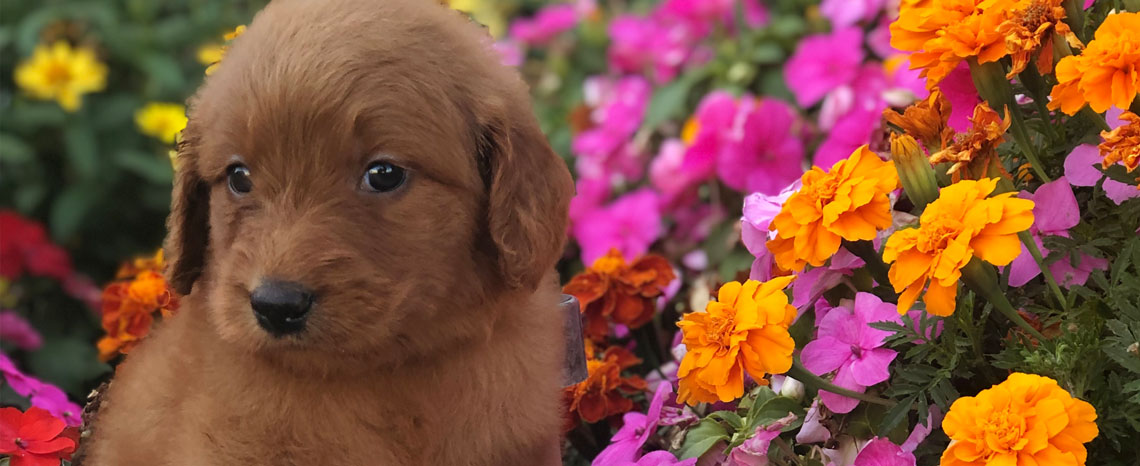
[
  {"left": 998, "top": 0, "right": 1082, "bottom": 79},
  {"left": 676, "top": 277, "right": 796, "bottom": 405},
  {"left": 1098, "top": 111, "right": 1140, "bottom": 173},
  {"left": 892, "top": 0, "right": 1017, "bottom": 88},
  {"left": 1049, "top": 12, "right": 1140, "bottom": 115},
  {"left": 203, "top": 25, "right": 246, "bottom": 76},
  {"left": 929, "top": 103, "right": 1011, "bottom": 180},
  {"left": 14, "top": 41, "right": 107, "bottom": 112},
  {"left": 135, "top": 103, "right": 188, "bottom": 144},
  {"left": 884, "top": 178, "right": 1034, "bottom": 316},
  {"left": 942, "top": 372, "right": 1098, "bottom": 466},
  {"left": 883, "top": 89, "right": 954, "bottom": 151},
  {"left": 767, "top": 145, "right": 899, "bottom": 271}
]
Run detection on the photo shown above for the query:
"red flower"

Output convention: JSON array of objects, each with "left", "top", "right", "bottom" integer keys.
[
  {"left": 0, "top": 407, "right": 77, "bottom": 466},
  {"left": 562, "top": 249, "right": 675, "bottom": 341},
  {"left": 0, "top": 211, "right": 72, "bottom": 282}
]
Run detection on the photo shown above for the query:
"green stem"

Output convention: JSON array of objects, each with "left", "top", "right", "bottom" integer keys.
[
  {"left": 788, "top": 359, "right": 896, "bottom": 407},
  {"left": 1080, "top": 106, "right": 1112, "bottom": 132},
  {"left": 1018, "top": 64, "right": 1061, "bottom": 141},
  {"left": 1125, "top": 0, "right": 1140, "bottom": 13},
  {"left": 1007, "top": 108, "right": 1052, "bottom": 182},
  {"left": 968, "top": 57, "right": 1051, "bottom": 182},
  {"left": 844, "top": 240, "right": 896, "bottom": 298},
  {"left": 960, "top": 259, "right": 1049, "bottom": 342},
  {"left": 1017, "top": 230, "right": 1070, "bottom": 312},
  {"left": 1062, "top": 0, "right": 1087, "bottom": 43}
]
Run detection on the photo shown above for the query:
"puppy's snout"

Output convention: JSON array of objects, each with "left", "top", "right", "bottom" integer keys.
[{"left": 250, "top": 280, "right": 314, "bottom": 336}]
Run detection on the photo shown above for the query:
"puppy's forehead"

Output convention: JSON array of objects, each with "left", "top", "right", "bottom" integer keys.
[{"left": 193, "top": 0, "right": 495, "bottom": 188}]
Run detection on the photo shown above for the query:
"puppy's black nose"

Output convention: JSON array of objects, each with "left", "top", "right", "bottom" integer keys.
[{"left": 250, "top": 280, "right": 313, "bottom": 336}]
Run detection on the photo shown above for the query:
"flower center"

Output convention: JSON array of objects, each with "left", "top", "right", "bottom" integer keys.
[
  {"left": 14, "top": 437, "right": 26, "bottom": 449},
  {"left": 850, "top": 345, "right": 863, "bottom": 359},
  {"left": 43, "top": 60, "right": 74, "bottom": 87},
  {"left": 592, "top": 255, "right": 625, "bottom": 274},
  {"left": 708, "top": 311, "right": 738, "bottom": 351},
  {"left": 917, "top": 215, "right": 964, "bottom": 252},
  {"left": 983, "top": 408, "right": 1026, "bottom": 453},
  {"left": 1020, "top": 1, "right": 1049, "bottom": 30}
]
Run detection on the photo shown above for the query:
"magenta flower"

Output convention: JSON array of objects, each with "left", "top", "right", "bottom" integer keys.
[
  {"left": 650, "top": 139, "right": 700, "bottom": 207},
  {"left": 1065, "top": 143, "right": 1140, "bottom": 205},
  {"left": 492, "top": 40, "right": 523, "bottom": 67},
  {"left": 658, "top": 0, "right": 768, "bottom": 33},
  {"left": 0, "top": 311, "right": 42, "bottom": 350},
  {"left": 621, "top": 451, "right": 697, "bottom": 466},
  {"left": 814, "top": 106, "right": 879, "bottom": 170},
  {"left": 608, "top": 15, "right": 702, "bottom": 83},
  {"left": 742, "top": 182, "right": 800, "bottom": 281},
  {"left": 0, "top": 353, "right": 82, "bottom": 426},
  {"left": 852, "top": 438, "right": 916, "bottom": 466},
  {"left": 593, "top": 382, "right": 674, "bottom": 465},
  {"left": 573, "top": 188, "right": 663, "bottom": 263},
  {"left": 792, "top": 250, "right": 864, "bottom": 310},
  {"left": 820, "top": 0, "right": 886, "bottom": 27},
  {"left": 801, "top": 293, "right": 902, "bottom": 414},
  {"left": 1008, "top": 177, "right": 1109, "bottom": 287},
  {"left": 573, "top": 76, "right": 651, "bottom": 182},
  {"left": 819, "top": 64, "right": 888, "bottom": 131},
  {"left": 683, "top": 92, "right": 805, "bottom": 194},
  {"left": 569, "top": 177, "right": 612, "bottom": 226},
  {"left": 785, "top": 28, "right": 865, "bottom": 108},
  {"left": 939, "top": 62, "right": 982, "bottom": 133},
  {"left": 508, "top": 4, "right": 580, "bottom": 45},
  {"left": 726, "top": 413, "right": 798, "bottom": 466}
]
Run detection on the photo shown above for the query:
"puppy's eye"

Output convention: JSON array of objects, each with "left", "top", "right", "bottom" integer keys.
[
  {"left": 227, "top": 164, "right": 253, "bottom": 195},
  {"left": 361, "top": 161, "right": 406, "bottom": 193}
]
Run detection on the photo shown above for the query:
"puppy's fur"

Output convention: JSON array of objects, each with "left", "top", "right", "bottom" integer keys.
[{"left": 86, "top": 0, "right": 574, "bottom": 464}]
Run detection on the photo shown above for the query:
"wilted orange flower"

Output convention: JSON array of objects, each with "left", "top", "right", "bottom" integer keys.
[
  {"left": 563, "top": 249, "right": 675, "bottom": 341},
  {"left": 884, "top": 178, "right": 1034, "bottom": 316},
  {"left": 1049, "top": 12, "right": 1140, "bottom": 114},
  {"left": 562, "top": 342, "right": 647, "bottom": 429},
  {"left": 676, "top": 277, "right": 796, "bottom": 405},
  {"left": 998, "top": 0, "right": 1081, "bottom": 79},
  {"left": 767, "top": 145, "right": 899, "bottom": 271},
  {"left": 884, "top": 89, "right": 954, "bottom": 151},
  {"left": 929, "top": 103, "right": 1011, "bottom": 180},
  {"left": 1099, "top": 111, "right": 1140, "bottom": 173},
  {"left": 97, "top": 251, "right": 179, "bottom": 361},
  {"left": 892, "top": 0, "right": 1017, "bottom": 87},
  {"left": 942, "top": 372, "right": 1098, "bottom": 466}
]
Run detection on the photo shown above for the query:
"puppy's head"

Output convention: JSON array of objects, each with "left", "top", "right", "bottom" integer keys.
[{"left": 166, "top": 0, "right": 572, "bottom": 371}]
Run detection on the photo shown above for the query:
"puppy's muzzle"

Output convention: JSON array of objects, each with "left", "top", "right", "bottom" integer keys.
[{"left": 250, "top": 280, "right": 314, "bottom": 336}]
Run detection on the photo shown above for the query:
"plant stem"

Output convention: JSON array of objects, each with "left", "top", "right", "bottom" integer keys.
[
  {"left": 1016, "top": 230, "right": 1070, "bottom": 311},
  {"left": 844, "top": 240, "right": 896, "bottom": 299},
  {"left": 787, "top": 358, "right": 896, "bottom": 407},
  {"left": 1007, "top": 108, "right": 1052, "bottom": 182},
  {"left": 1080, "top": 106, "right": 1112, "bottom": 132},
  {"left": 773, "top": 437, "right": 803, "bottom": 466},
  {"left": 969, "top": 57, "right": 1051, "bottom": 182},
  {"left": 1062, "top": 0, "right": 1087, "bottom": 42},
  {"left": 960, "top": 259, "right": 1049, "bottom": 342},
  {"left": 1018, "top": 64, "right": 1061, "bottom": 141}
]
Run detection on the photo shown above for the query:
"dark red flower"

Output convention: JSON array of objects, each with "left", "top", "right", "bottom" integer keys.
[
  {"left": 0, "top": 211, "right": 72, "bottom": 282},
  {"left": 0, "top": 406, "right": 77, "bottom": 466}
]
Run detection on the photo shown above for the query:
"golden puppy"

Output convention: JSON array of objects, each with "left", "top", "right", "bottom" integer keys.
[{"left": 85, "top": 0, "right": 574, "bottom": 464}]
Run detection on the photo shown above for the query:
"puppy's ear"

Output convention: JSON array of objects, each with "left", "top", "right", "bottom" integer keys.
[
  {"left": 164, "top": 117, "right": 210, "bottom": 296},
  {"left": 481, "top": 104, "right": 574, "bottom": 291}
]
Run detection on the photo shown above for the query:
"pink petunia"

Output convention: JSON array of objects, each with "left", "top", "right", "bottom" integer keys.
[
  {"left": 572, "top": 188, "right": 663, "bottom": 264},
  {"left": 0, "top": 311, "right": 42, "bottom": 350},
  {"left": 573, "top": 76, "right": 652, "bottom": 182},
  {"left": 939, "top": 62, "right": 982, "bottom": 133},
  {"left": 593, "top": 382, "right": 675, "bottom": 465},
  {"left": 508, "top": 4, "right": 581, "bottom": 45},
  {"left": 785, "top": 28, "right": 865, "bottom": 108},
  {"left": 820, "top": 0, "right": 887, "bottom": 28},
  {"left": 814, "top": 106, "right": 880, "bottom": 170},
  {"left": 608, "top": 14, "right": 704, "bottom": 83},
  {"left": 1065, "top": 143, "right": 1140, "bottom": 206},
  {"left": 1008, "top": 177, "right": 1109, "bottom": 287},
  {"left": 726, "top": 413, "right": 798, "bottom": 466},
  {"left": 0, "top": 353, "right": 82, "bottom": 426},
  {"left": 852, "top": 438, "right": 916, "bottom": 466}
]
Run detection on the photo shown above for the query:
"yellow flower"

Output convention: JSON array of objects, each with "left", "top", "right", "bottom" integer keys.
[
  {"left": 14, "top": 41, "right": 107, "bottom": 112},
  {"left": 448, "top": 0, "right": 506, "bottom": 37},
  {"left": 676, "top": 277, "right": 796, "bottom": 405},
  {"left": 767, "top": 145, "right": 899, "bottom": 271},
  {"left": 1098, "top": 111, "right": 1140, "bottom": 173},
  {"left": 135, "top": 103, "right": 187, "bottom": 144},
  {"left": 998, "top": 0, "right": 1081, "bottom": 79},
  {"left": 884, "top": 178, "right": 1034, "bottom": 316},
  {"left": 929, "top": 103, "right": 1011, "bottom": 180},
  {"left": 891, "top": 0, "right": 1017, "bottom": 88},
  {"left": 942, "top": 373, "right": 1098, "bottom": 466},
  {"left": 203, "top": 25, "right": 246, "bottom": 76},
  {"left": 1049, "top": 12, "right": 1140, "bottom": 115}
]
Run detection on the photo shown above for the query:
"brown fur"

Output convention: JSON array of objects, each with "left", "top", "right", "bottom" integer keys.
[{"left": 85, "top": 0, "right": 574, "bottom": 464}]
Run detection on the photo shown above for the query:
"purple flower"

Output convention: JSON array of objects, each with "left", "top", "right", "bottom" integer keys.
[
  {"left": 0, "top": 311, "right": 42, "bottom": 350},
  {"left": 622, "top": 451, "right": 697, "bottom": 466},
  {"left": 852, "top": 438, "right": 915, "bottom": 466},
  {"left": 1008, "top": 177, "right": 1109, "bottom": 287},
  {"left": 573, "top": 188, "right": 663, "bottom": 263},
  {"left": 791, "top": 250, "right": 864, "bottom": 310},
  {"left": 0, "top": 352, "right": 82, "bottom": 426},
  {"left": 726, "top": 413, "right": 798, "bottom": 466},
  {"left": 593, "top": 382, "right": 674, "bottom": 465},
  {"left": 940, "top": 62, "right": 982, "bottom": 133},
  {"left": 742, "top": 181, "right": 800, "bottom": 281},
  {"left": 573, "top": 76, "right": 651, "bottom": 182},
  {"left": 796, "top": 399, "right": 831, "bottom": 444},
  {"left": 508, "top": 3, "right": 581, "bottom": 45},
  {"left": 820, "top": 0, "right": 886, "bottom": 27},
  {"left": 608, "top": 15, "right": 703, "bottom": 83},
  {"left": 814, "top": 106, "right": 880, "bottom": 170},
  {"left": 801, "top": 293, "right": 901, "bottom": 414},
  {"left": 785, "top": 28, "right": 865, "bottom": 108},
  {"left": 1065, "top": 142, "right": 1140, "bottom": 205}
]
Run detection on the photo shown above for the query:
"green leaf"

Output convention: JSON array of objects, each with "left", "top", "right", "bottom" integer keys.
[
  {"left": 877, "top": 394, "right": 916, "bottom": 434},
  {"left": 708, "top": 410, "right": 744, "bottom": 430},
  {"left": 49, "top": 184, "right": 98, "bottom": 241},
  {"left": 641, "top": 69, "right": 706, "bottom": 131},
  {"left": 679, "top": 418, "right": 729, "bottom": 459},
  {"left": 63, "top": 124, "right": 99, "bottom": 179},
  {"left": 138, "top": 53, "right": 188, "bottom": 94},
  {"left": 0, "top": 133, "right": 34, "bottom": 164},
  {"left": 117, "top": 150, "right": 174, "bottom": 184},
  {"left": 747, "top": 396, "right": 805, "bottom": 432}
]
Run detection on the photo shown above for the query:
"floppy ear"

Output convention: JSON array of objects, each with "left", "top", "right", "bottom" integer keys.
[
  {"left": 480, "top": 105, "right": 574, "bottom": 291},
  {"left": 164, "top": 118, "right": 211, "bottom": 296}
]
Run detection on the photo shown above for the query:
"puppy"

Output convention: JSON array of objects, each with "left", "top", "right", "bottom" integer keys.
[{"left": 85, "top": 0, "right": 574, "bottom": 464}]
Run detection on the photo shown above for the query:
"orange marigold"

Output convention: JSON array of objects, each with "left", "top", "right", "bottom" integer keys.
[
  {"left": 891, "top": 0, "right": 1017, "bottom": 88},
  {"left": 883, "top": 89, "right": 954, "bottom": 151},
  {"left": 562, "top": 249, "right": 675, "bottom": 341},
  {"left": 676, "top": 277, "right": 796, "bottom": 405},
  {"left": 998, "top": 0, "right": 1081, "bottom": 79},
  {"left": 884, "top": 178, "right": 1034, "bottom": 316},
  {"left": 1098, "top": 111, "right": 1140, "bottom": 173},
  {"left": 1049, "top": 12, "right": 1140, "bottom": 115},
  {"left": 767, "top": 145, "right": 899, "bottom": 272},
  {"left": 97, "top": 252, "right": 179, "bottom": 361},
  {"left": 562, "top": 342, "right": 647, "bottom": 429},
  {"left": 929, "top": 103, "right": 1011, "bottom": 180},
  {"left": 942, "top": 373, "right": 1098, "bottom": 466}
]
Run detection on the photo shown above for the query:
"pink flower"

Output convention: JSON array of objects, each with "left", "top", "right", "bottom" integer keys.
[
  {"left": 820, "top": 0, "right": 886, "bottom": 27},
  {"left": 796, "top": 399, "right": 831, "bottom": 444},
  {"left": 572, "top": 188, "right": 663, "bottom": 263},
  {"left": 785, "top": 28, "right": 865, "bottom": 108},
  {"left": 1008, "top": 177, "right": 1109, "bottom": 287},
  {"left": 569, "top": 177, "right": 612, "bottom": 225},
  {"left": 814, "top": 106, "right": 879, "bottom": 170},
  {"left": 622, "top": 451, "right": 697, "bottom": 466},
  {"left": 0, "top": 311, "right": 42, "bottom": 350},
  {"left": 573, "top": 76, "right": 651, "bottom": 182},
  {"left": 742, "top": 182, "right": 800, "bottom": 281},
  {"left": 819, "top": 65, "right": 889, "bottom": 131},
  {"left": 593, "top": 382, "right": 674, "bottom": 465},
  {"left": 726, "top": 413, "right": 798, "bottom": 466},
  {"left": 650, "top": 139, "right": 700, "bottom": 206},
  {"left": 608, "top": 15, "right": 703, "bottom": 83},
  {"left": 683, "top": 92, "right": 805, "bottom": 194},
  {"left": 508, "top": 4, "right": 580, "bottom": 45},
  {"left": 658, "top": 0, "right": 768, "bottom": 33},
  {"left": 801, "top": 293, "right": 901, "bottom": 414},
  {"left": 1065, "top": 143, "right": 1140, "bottom": 205},
  {"left": 792, "top": 250, "right": 864, "bottom": 310},
  {"left": 0, "top": 353, "right": 82, "bottom": 426},
  {"left": 939, "top": 62, "right": 982, "bottom": 133},
  {"left": 852, "top": 438, "right": 915, "bottom": 466},
  {"left": 492, "top": 40, "right": 524, "bottom": 67}
]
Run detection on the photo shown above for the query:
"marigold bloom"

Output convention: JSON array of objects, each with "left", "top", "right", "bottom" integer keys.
[
  {"left": 203, "top": 25, "right": 246, "bottom": 75},
  {"left": 884, "top": 90, "right": 954, "bottom": 151},
  {"left": 563, "top": 343, "right": 647, "bottom": 428},
  {"left": 884, "top": 178, "right": 1035, "bottom": 316},
  {"left": 1098, "top": 111, "right": 1140, "bottom": 173},
  {"left": 135, "top": 102, "right": 188, "bottom": 144},
  {"left": 1049, "top": 12, "right": 1140, "bottom": 114},
  {"left": 14, "top": 41, "right": 107, "bottom": 112},
  {"left": 942, "top": 373, "right": 1098, "bottom": 466},
  {"left": 676, "top": 277, "right": 796, "bottom": 405},
  {"left": 998, "top": 0, "right": 1080, "bottom": 79},
  {"left": 929, "top": 103, "right": 1011, "bottom": 180},
  {"left": 97, "top": 252, "right": 179, "bottom": 361},
  {"left": 891, "top": 0, "right": 1017, "bottom": 87},
  {"left": 563, "top": 249, "right": 675, "bottom": 341},
  {"left": 767, "top": 145, "right": 899, "bottom": 271}
]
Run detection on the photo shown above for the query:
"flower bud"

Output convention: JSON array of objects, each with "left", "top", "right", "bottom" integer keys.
[
  {"left": 890, "top": 133, "right": 940, "bottom": 211},
  {"left": 779, "top": 376, "right": 805, "bottom": 401}
]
